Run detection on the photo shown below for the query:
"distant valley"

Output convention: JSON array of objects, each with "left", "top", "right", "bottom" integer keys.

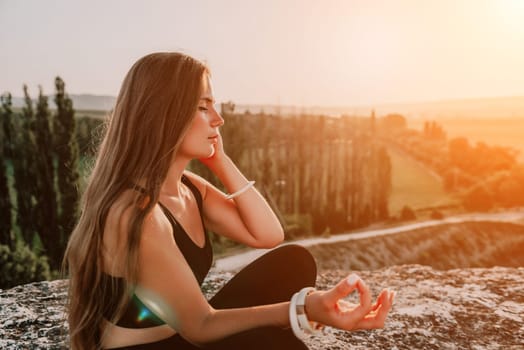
[{"left": 10, "top": 94, "right": 524, "bottom": 119}]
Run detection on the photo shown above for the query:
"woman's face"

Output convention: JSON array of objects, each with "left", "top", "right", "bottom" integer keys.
[{"left": 178, "top": 74, "right": 224, "bottom": 160}]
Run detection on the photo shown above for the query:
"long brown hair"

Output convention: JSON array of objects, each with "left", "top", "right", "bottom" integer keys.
[{"left": 61, "top": 52, "right": 209, "bottom": 349}]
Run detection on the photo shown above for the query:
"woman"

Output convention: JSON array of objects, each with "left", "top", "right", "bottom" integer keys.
[{"left": 62, "top": 52, "right": 395, "bottom": 350}]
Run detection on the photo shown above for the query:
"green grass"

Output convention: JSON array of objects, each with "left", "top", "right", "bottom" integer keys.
[{"left": 388, "top": 147, "right": 458, "bottom": 217}]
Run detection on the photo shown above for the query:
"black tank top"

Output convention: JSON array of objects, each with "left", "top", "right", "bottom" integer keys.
[{"left": 101, "top": 175, "right": 213, "bottom": 328}]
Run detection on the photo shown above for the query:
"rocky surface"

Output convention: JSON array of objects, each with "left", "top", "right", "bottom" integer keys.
[
  {"left": 309, "top": 265, "right": 524, "bottom": 350},
  {"left": 1, "top": 265, "right": 523, "bottom": 349},
  {"left": 0, "top": 279, "right": 69, "bottom": 349}
]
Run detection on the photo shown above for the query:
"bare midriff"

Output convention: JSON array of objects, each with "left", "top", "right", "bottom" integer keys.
[{"left": 101, "top": 319, "right": 177, "bottom": 349}]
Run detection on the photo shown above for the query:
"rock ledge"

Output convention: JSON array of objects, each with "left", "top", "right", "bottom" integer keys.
[{"left": 1, "top": 265, "right": 523, "bottom": 349}]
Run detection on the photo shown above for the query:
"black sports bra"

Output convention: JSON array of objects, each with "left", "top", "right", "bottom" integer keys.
[{"left": 101, "top": 175, "right": 213, "bottom": 328}]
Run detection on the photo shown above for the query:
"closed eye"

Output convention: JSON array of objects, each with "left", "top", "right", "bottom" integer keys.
[{"left": 198, "top": 107, "right": 208, "bottom": 111}]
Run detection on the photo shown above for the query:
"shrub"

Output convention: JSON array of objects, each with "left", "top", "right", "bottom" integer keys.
[{"left": 0, "top": 242, "right": 51, "bottom": 289}]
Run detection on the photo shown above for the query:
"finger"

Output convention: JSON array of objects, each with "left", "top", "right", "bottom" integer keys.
[
  {"left": 351, "top": 288, "right": 396, "bottom": 331},
  {"left": 337, "top": 279, "right": 374, "bottom": 327},
  {"left": 356, "top": 296, "right": 392, "bottom": 329},
  {"left": 325, "top": 273, "right": 361, "bottom": 303},
  {"left": 355, "top": 278, "right": 372, "bottom": 311},
  {"left": 389, "top": 290, "right": 396, "bottom": 305},
  {"left": 354, "top": 307, "right": 386, "bottom": 330},
  {"left": 372, "top": 290, "right": 393, "bottom": 321},
  {"left": 379, "top": 289, "right": 392, "bottom": 309},
  {"left": 371, "top": 289, "right": 388, "bottom": 312}
]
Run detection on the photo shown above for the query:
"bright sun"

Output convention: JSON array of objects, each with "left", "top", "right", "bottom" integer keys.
[{"left": 496, "top": 1, "right": 524, "bottom": 33}]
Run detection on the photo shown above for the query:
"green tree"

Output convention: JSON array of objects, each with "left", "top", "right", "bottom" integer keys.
[
  {"left": 350, "top": 132, "right": 364, "bottom": 227},
  {"left": 0, "top": 93, "right": 14, "bottom": 248},
  {"left": 375, "top": 146, "right": 392, "bottom": 220},
  {"left": 186, "top": 110, "right": 392, "bottom": 237},
  {"left": 13, "top": 85, "right": 40, "bottom": 246},
  {"left": 34, "top": 86, "right": 60, "bottom": 267},
  {"left": 53, "top": 77, "right": 80, "bottom": 257}
]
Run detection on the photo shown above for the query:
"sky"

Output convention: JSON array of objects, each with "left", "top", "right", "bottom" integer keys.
[{"left": 1, "top": 0, "right": 524, "bottom": 107}]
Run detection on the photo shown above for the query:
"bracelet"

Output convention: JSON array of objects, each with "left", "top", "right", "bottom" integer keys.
[
  {"left": 296, "top": 287, "right": 323, "bottom": 335},
  {"left": 225, "top": 180, "right": 255, "bottom": 200},
  {"left": 289, "top": 292, "right": 309, "bottom": 339}
]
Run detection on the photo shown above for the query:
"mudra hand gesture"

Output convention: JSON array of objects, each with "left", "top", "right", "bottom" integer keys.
[{"left": 299, "top": 273, "right": 395, "bottom": 335}]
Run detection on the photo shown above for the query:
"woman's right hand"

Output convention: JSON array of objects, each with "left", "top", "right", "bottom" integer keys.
[{"left": 305, "top": 274, "right": 395, "bottom": 331}]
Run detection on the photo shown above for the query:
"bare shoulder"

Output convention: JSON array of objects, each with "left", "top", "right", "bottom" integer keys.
[
  {"left": 102, "top": 191, "right": 173, "bottom": 275},
  {"left": 139, "top": 205, "right": 175, "bottom": 252},
  {"left": 183, "top": 170, "right": 209, "bottom": 198}
]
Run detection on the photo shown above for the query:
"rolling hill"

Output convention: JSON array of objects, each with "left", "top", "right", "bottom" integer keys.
[{"left": 307, "top": 221, "right": 524, "bottom": 271}]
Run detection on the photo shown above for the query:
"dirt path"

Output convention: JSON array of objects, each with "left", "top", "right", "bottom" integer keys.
[{"left": 213, "top": 209, "right": 524, "bottom": 272}]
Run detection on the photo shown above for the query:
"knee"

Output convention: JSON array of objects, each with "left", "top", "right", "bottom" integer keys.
[{"left": 272, "top": 244, "right": 317, "bottom": 287}]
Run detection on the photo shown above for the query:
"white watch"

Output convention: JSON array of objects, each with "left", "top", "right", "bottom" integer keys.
[{"left": 295, "top": 287, "right": 323, "bottom": 335}]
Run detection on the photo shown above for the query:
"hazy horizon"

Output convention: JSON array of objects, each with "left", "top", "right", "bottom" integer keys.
[
  {"left": 2, "top": 0, "right": 524, "bottom": 108},
  {"left": 7, "top": 90, "right": 524, "bottom": 115}
]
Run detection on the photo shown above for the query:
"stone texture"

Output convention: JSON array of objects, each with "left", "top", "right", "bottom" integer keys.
[
  {"left": 1, "top": 265, "right": 523, "bottom": 349},
  {"left": 0, "top": 279, "right": 69, "bottom": 349},
  {"left": 308, "top": 265, "right": 524, "bottom": 350}
]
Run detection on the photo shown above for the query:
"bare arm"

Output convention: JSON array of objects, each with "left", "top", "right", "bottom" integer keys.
[
  {"left": 136, "top": 207, "right": 288, "bottom": 345},
  {"left": 188, "top": 132, "right": 284, "bottom": 248},
  {"left": 136, "top": 207, "right": 394, "bottom": 346}
]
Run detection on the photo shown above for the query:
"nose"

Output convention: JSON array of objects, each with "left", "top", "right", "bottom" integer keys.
[{"left": 211, "top": 109, "right": 224, "bottom": 127}]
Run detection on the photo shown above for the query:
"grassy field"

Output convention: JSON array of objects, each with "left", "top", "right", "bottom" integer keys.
[
  {"left": 408, "top": 117, "right": 524, "bottom": 161},
  {"left": 387, "top": 147, "right": 459, "bottom": 217}
]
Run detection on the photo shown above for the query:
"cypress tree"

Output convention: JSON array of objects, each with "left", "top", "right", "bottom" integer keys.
[
  {"left": 341, "top": 116, "right": 353, "bottom": 227},
  {"left": 0, "top": 93, "right": 14, "bottom": 248},
  {"left": 296, "top": 116, "right": 308, "bottom": 213},
  {"left": 376, "top": 147, "right": 392, "bottom": 220},
  {"left": 326, "top": 122, "right": 337, "bottom": 218},
  {"left": 350, "top": 132, "right": 361, "bottom": 226},
  {"left": 34, "top": 86, "right": 60, "bottom": 267},
  {"left": 53, "top": 77, "right": 79, "bottom": 254},
  {"left": 12, "top": 86, "right": 40, "bottom": 246}
]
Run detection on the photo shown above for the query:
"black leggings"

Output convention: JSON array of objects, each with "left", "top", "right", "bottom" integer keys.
[{"left": 110, "top": 244, "right": 317, "bottom": 349}]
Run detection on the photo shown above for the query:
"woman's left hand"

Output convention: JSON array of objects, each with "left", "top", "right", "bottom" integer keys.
[
  {"left": 305, "top": 274, "right": 395, "bottom": 332},
  {"left": 199, "top": 130, "right": 226, "bottom": 170}
]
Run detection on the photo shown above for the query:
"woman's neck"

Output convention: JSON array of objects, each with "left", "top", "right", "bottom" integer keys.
[{"left": 160, "top": 156, "right": 190, "bottom": 197}]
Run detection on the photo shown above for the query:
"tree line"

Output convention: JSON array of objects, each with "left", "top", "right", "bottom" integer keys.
[
  {"left": 0, "top": 77, "right": 79, "bottom": 275},
  {"left": 192, "top": 106, "right": 392, "bottom": 238},
  {"left": 379, "top": 114, "right": 524, "bottom": 211},
  {"left": 1, "top": 83, "right": 393, "bottom": 286}
]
